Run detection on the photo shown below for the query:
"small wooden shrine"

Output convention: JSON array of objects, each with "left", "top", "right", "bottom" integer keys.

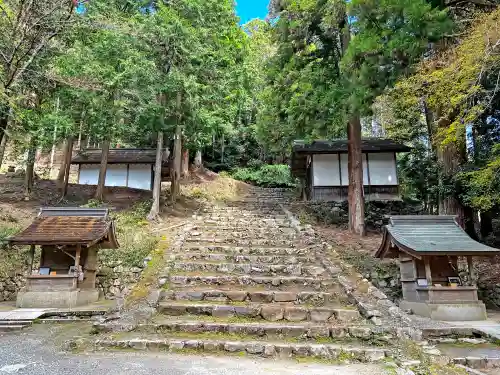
[
  {"left": 376, "top": 215, "right": 500, "bottom": 321},
  {"left": 8, "top": 207, "right": 119, "bottom": 308}
]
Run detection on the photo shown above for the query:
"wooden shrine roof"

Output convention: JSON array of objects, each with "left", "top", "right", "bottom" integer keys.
[
  {"left": 72, "top": 148, "right": 168, "bottom": 165},
  {"left": 375, "top": 215, "right": 500, "bottom": 259},
  {"left": 8, "top": 207, "right": 119, "bottom": 248}
]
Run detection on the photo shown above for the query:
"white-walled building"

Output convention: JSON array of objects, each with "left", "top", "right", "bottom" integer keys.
[
  {"left": 72, "top": 148, "right": 168, "bottom": 191},
  {"left": 291, "top": 139, "right": 411, "bottom": 201}
]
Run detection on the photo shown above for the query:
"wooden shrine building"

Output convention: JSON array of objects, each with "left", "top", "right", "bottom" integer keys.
[
  {"left": 291, "top": 139, "right": 411, "bottom": 202},
  {"left": 72, "top": 148, "right": 170, "bottom": 191},
  {"left": 8, "top": 207, "right": 119, "bottom": 308},
  {"left": 376, "top": 215, "right": 500, "bottom": 321}
]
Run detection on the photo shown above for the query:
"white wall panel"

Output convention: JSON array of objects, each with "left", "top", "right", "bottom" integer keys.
[
  {"left": 368, "top": 153, "right": 398, "bottom": 185},
  {"left": 78, "top": 165, "right": 99, "bottom": 185},
  {"left": 105, "top": 165, "right": 128, "bottom": 187},
  {"left": 340, "top": 153, "right": 369, "bottom": 186},
  {"left": 313, "top": 154, "right": 340, "bottom": 186},
  {"left": 128, "top": 165, "right": 152, "bottom": 190}
]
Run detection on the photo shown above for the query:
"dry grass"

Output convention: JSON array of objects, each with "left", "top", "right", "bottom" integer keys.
[{"left": 181, "top": 174, "right": 250, "bottom": 203}]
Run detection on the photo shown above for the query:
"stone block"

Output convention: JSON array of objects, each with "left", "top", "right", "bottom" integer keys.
[
  {"left": 160, "top": 305, "right": 187, "bottom": 316},
  {"left": 261, "top": 305, "right": 284, "bottom": 321},
  {"left": 310, "top": 308, "right": 333, "bottom": 322},
  {"left": 307, "top": 326, "right": 330, "bottom": 338},
  {"left": 224, "top": 341, "right": 245, "bottom": 352},
  {"left": 129, "top": 339, "right": 147, "bottom": 350},
  {"left": 212, "top": 305, "right": 235, "bottom": 318},
  {"left": 263, "top": 344, "right": 276, "bottom": 357},
  {"left": 184, "top": 340, "right": 200, "bottom": 349},
  {"left": 284, "top": 307, "right": 308, "bottom": 322},
  {"left": 146, "top": 340, "right": 169, "bottom": 350},
  {"left": 234, "top": 305, "right": 261, "bottom": 318},
  {"left": 330, "top": 327, "right": 347, "bottom": 338},
  {"left": 291, "top": 344, "right": 310, "bottom": 356},
  {"left": 275, "top": 344, "right": 293, "bottom": 358},
  {"left": 225, "top": 291, "right": 248, "bottom": 302},
  {"left": 335, "top": 309, "right": 360, "bottom": 322},
  {"left": 309, "top": 344, "right": 329, "bottom": 358},
  {"left": 245, "top": 342, "right": 264, "bottom": 354},
  {"left": 249, "top": 292, "right": 273, "bottom": 303},
  {"left": 203, "top": 341, "right": 223, "bottom": 351},
  {"left": 169, "top": 340, "right": 185, "bottom": 351},
  {"left": 273, "top": 292, "right": 297, "bottom": 302},
  {"left": 364, "top": 349, "right": 386, "bottom": 362},
  {"left": 187, "top": 292, "right": 205, "bottom": 301},
  {"left": 466, "top": 357, "right": 488, "bottom": 369},
  {"left": 348, "top": 327, "right": 372, "bottom": 339}
]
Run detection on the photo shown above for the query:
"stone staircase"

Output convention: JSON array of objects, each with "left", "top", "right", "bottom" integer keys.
[{"left": 95, "top": 188, "right": 398, "bottom": 362}]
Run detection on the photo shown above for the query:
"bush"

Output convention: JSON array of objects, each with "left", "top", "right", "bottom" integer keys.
[{"left": 232, "top": 164, "right": 296, "bottom": 188}]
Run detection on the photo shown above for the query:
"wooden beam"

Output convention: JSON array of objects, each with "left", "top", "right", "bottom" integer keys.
[
  {"left": 424, "top": 257, "right": 433, "bottom": 286},
  {"left": 27, "top": 245, "right": 35, "bottom": 275},
  {"left": 75, "top": 244, "right": 82, "bottom": 284},
  {"left": 467, "top": 256, "right": 476, "bottom": 286}
]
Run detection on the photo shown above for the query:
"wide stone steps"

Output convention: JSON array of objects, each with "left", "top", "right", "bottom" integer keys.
[
  {"left": 192, "top": 227, "right": 297, "bottom": 235},
  {"left": 157, "top": 302, "right": 362, "bottom": 323},
  {"left": 168, "top": 274, "right": 337, "bottom": 289},
  {"left": 160, "top": 288, "right": 346, "bottom": 306},
  {"left": 94, "top": 336, "right": 390, "bottom": 362},
  {"left": 187, "top": 234, "right": 297, "bottom": 242},
  {"left": 167, "top": 253, "right": 316, "bottom": 264},
  {"left": 139, "top": 320, "right": 385, "bottom": 341},
  {"left": 184, "top": 238, "right": 297, "bottom": 247},
  {"left": 182, "top": 244, "right": 309, "bottom": 256},
  {"left": 168, "top": 262, "right": 327, "bottom": 277}
]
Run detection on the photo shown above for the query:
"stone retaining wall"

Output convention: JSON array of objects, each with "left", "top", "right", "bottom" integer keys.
[
  {"left": 0, "top": 254, "right": 147, "bottom": 302},
  {"left": 298, "top": 200, "right": 424, "bottom": 231}
]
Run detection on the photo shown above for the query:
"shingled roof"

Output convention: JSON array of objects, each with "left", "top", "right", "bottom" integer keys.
[
  {"left": 376, "top": 216, "right": 500, "bottom": 259},
  {"left": 72, "top": 148, "right": 168, "bottom": 165},
  {"left": 291, "top": 139, "right": 410, "bottom": 178},
  {"left": 8, "top": 207, "right": 119, "bottom": 248}
]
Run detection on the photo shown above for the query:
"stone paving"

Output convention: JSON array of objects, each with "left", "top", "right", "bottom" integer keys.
[{"left": 89, "top": 188, "right": 500, "bottom": 372}]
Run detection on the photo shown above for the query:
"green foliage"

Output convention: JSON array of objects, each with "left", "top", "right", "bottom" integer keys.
[{"left": 232, "top": 164, "right": 296, "bottom": 188}]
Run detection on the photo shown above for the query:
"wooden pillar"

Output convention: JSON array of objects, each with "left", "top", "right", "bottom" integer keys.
[
  {"left": 75, "top": 244, "right": 82, "bottom": 287},
  {"left": 467, "top": 256, "right": 476, "bottom": 286},
  {"left": 424, "top": 256, "right": 433, "bottom": 286},
  {"left": 27, "top": 245, "right": 35, "bottom": 275}
]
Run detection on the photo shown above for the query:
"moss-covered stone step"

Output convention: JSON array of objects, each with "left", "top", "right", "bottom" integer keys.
[
  {"left": 181, "top": 244, "right": 306, "bottom": 256},
  {"left": 168, "top": 262, "right": 327, "bottom": 277},
  {"left": 92, "top": 337, "right": 390, "bottom": 362},
  {"left": 138, "top": 320, "right": 386, "bottom": 342},
  {"left": 157, "top": 301, "right": 362, "bottom": 323},
  {"left": 168, "top": 274, "right": 337, "bottom": 289},
  {"left": 193, "top": 227, "right": 297, "bottom": 236},
  {"left": 167, "top": 253, "right": 316, "bottom": 265},
  {"left": 184, "top": 238, "right": 297, "bottom": 247},
  {"left": 187, "top": 233, "right": 297, "bottom": 242},
  {"left": 160, "top": 288, "right": 346, "bottom": 306}
]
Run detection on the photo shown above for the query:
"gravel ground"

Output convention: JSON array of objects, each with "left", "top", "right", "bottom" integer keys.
[{"left": 0, "top": 326, "right": 391, "bottom": 375}]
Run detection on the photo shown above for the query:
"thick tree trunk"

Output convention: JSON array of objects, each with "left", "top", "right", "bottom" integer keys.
[
  {"left": 181, "top": 149, "right": 189, "bottom": 177},
  {"left": 24, "top": 143, "right": 36, "bottom": 199},
  {"left": 61, "top": 136, "right": 74, "bottom": 198},
  {"left": 57, "top": 138, "right": 70, "bottom": 186},
  {"left": 171, "top": 92, "right": 182, "bottom": 204},
  {"left": 94, "top": 140, "right": 110, "bottom": 201},
  {"left": 148, "top": 132, "right": 164, "bottom": 221},
  {"left": 194, "top": 150, "right": 203, "bottom": 169},
  {"left": 171, "top": 126, "right": 182, "bottom": 203},
  {"left": 437, "top": 141, "right": 466, "bottom": 229},
  {"left": 347, "top": 116, "right": 366, "bottom": 236},
  {"left": 0, "top": 129, "right": 8, "bottom": 170}
]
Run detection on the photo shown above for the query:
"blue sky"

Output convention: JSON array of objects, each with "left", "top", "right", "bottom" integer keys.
[{"left": 236, "top": 0, "right": 269, "bottom": 24}]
